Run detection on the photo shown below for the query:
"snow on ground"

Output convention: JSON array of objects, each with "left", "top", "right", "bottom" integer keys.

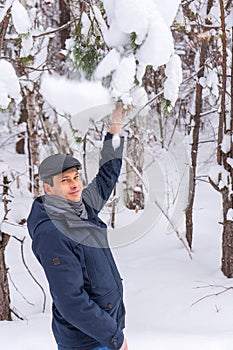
[
  {"left": 1, "top": 167, "right": 233, "bottom": 349},
  {"left": 115, "top": 180, "right": 233, "bottom": 349}
]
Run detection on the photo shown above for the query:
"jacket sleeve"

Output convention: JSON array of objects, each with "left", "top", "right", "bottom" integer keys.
[
  {"left": 82, "top": 132, "right": 124, "bottom": 214},
  {"left": 33, "top": 227, "right": 124, "bottom": 350}
]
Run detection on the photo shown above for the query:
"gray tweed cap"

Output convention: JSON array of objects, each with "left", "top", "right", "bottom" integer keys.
[{"left": 39, "top": 154, "right": 82, "bottom": 181}]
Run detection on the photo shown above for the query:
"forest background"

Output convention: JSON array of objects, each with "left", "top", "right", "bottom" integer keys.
[{"left": 0, "top": 0, "right": 233, "bottom": 349}]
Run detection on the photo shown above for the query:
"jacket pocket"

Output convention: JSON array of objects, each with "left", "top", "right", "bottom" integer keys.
[
  {"left": 92, "top": 286, "right": 121, "bottom": 318},
  {"left": 83, "top": 246, "right": 116, "bottom": 290}
]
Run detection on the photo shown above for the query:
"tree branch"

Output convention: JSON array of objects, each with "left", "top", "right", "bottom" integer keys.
[
  {"left": 191, "top": 283, "right": 233, "bottom": 307},
  {"left": 124, "top": 155, "right": 149, "bottom": 193},
  {"left": 12, "top": 235, "right": 47, "bottom": 313},
  {"left": 154, "top": 199, "right": 192, "bottom": 260},
  {"left": 8, "top": 272, "right": 34, "bottom": 307},
  {"left": 10, "top": 307, "right": 24, "bottom": 321},
  {"left": 32, "top": 17, "right": 79, "bottom": 39}
]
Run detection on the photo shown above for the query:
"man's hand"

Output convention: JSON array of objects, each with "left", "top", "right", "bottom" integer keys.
[
  {"left": 119, "top": 337, "right": 128, "bottom": 350},
  {"left": 108, "top": 101, "right": 125, "bottom": 135}
]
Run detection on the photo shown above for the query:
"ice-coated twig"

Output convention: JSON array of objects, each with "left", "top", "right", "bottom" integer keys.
[{"left": 154, "top": 199, "right": 192, "bottom": 260}]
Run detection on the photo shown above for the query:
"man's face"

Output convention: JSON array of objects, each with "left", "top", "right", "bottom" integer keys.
[{"left": 44, "top": 168, "right": 83, "bottom": 202}]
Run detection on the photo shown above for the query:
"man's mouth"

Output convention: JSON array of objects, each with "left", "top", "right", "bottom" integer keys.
[{"left": 69, "top": 190, "right": 80, "bottom": 195}]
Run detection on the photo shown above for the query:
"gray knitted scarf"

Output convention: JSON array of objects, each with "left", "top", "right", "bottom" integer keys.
[{"left": 44, "top": 194, "right": 88, "bottom": 220}]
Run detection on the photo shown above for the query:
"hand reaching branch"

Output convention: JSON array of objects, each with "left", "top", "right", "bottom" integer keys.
[{"left": 109, "top": 101, "right": 125, "bottom": 135}]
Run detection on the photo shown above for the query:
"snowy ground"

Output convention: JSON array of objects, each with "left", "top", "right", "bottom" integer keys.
[{"left": 1, "top": 171, "right": 233, "bottom": 350}]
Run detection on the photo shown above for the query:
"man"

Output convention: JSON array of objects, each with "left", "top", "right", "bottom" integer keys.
[{"left": 27, "top": 103, "right": 128, "bottom": 350}]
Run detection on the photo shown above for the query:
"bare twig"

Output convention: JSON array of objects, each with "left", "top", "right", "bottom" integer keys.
[
  {"left": 32, "top": 17, "right": 79, "bottom": 39},
  {"left": 124, "top": 155, "right": 149, "bottom": 193},
  {"left": 200, "top": 108, "right": 218, "bottom": 117},
  {"left": 12, "top": 235, "right": 47, "bottom": 313},
  {"left": 198, "top": 139, "right": 216, "bottom": 144},
  {"left": 88, "top": 0, "right": 108, "bottom": 48},
  {"left": 154, "top": 199, "right": 192, "bottom": 260},
  {"left": 10, "top": 308, "right": 24, "bottom": 321},
  {"left": 191, "top": 283, "right": 233, "bottom": 307},
  {"left": 8, "top": 272, "right": 34, "bottom": 307}
]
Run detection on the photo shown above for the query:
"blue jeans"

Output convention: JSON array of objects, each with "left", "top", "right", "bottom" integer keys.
[{"left": 58, "top": 347, "right": 110, "bottom": 350}]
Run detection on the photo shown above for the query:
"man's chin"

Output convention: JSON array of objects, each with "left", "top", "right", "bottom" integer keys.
[{"left": 66, "top": 195, "right": 81, "bottom": 202}]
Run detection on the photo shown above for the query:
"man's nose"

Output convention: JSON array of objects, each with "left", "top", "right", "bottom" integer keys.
[{"left": 70, "top": 179, "right": 78, "bottom": 188}]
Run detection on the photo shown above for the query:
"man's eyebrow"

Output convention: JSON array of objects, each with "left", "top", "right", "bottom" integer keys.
[{"left": 61, "top": 172, "right": 79, "bottom": 179}]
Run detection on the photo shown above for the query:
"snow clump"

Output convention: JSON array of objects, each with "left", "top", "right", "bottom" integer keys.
[{"left": 0, "top": 60, "right": 21, "bottom": 109}]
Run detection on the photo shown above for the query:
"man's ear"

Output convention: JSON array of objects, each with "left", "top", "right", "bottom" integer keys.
[{"left": 43, "top": 183, "right": 53, "bottom": 195}]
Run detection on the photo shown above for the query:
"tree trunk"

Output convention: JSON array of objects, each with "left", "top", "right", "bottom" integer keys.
[
  {"left": 0, "top": 175, "right": 12, "bottom": 320},
  {"left": 222, "top": 221, "right": 233, "bottom": 277},
  {"left": 124, "top": 118, "right": 145, "bottom": 211},
  {"left": 26, "top": 89, "right": 40, "bottom": 197},
  {"left": 217, "top": 0, "right": 227, "bottom": 165},
  {"left": 231, "top": 26, "right": 233, "bottom": 161},
  {"left": 59, "top": 0, "right": 71, "bottom": 49},
  {"left": 0, "top": 8, "right": 10, "bottom": 58},
  {"left": 185, "top": 40, "right": 208, "bottom": 249},
  {"left": 16, "top": 94, "right": 29, "bottom": 155},
  {"left": 218, "top": 0, "right": 233, "bottom": 277},
  {"left": 0, "top": 232, "right": 11, "bottom": 321}
]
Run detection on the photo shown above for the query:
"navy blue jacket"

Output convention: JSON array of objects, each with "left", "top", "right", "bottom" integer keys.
[{"left": 27, "top": 133, "right": 125, "bottom": 350}]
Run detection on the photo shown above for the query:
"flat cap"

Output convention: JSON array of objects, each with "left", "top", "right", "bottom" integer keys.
[{"left": 39, "top": 154, "right": 82, "bottom": 181}]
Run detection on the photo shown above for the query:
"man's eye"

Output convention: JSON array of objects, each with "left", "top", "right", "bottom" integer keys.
[{"left": 61, "top": 179, "right": 67, "bottom": 183}]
